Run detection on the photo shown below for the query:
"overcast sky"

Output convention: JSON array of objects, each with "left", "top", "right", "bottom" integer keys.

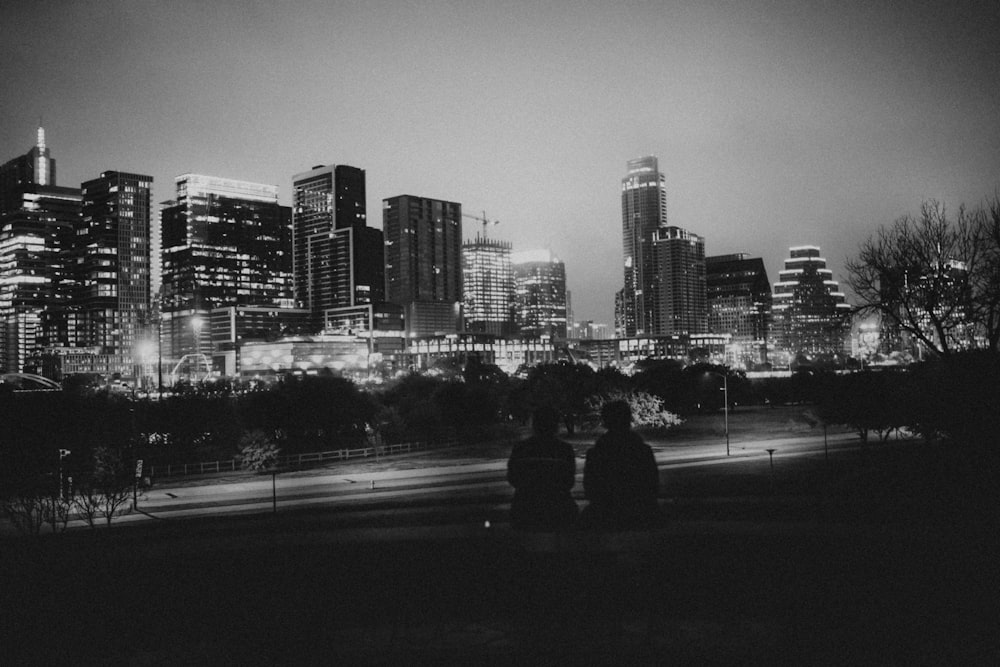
[{"left": 2, "top": 0, "right": 998, "bottom": 325}]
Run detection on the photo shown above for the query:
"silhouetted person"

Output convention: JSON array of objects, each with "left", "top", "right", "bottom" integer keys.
[
  {"left": 581, "top": 400, "right": 661, "bottom": 530},
  {"left": 507, "top": 406, "right": 578, "bottom": 531}
]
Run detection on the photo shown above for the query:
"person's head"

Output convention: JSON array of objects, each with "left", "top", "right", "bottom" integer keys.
[
  {"left": 601, "top": 400, "right": 632, "bottom": 432},
  {"left": 532, "top": 405, "right": 561, "bottom": 436}
]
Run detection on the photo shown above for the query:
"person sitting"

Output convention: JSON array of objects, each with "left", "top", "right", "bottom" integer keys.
[
  {"left": 507, "top": 406, "right": 579, "bottom": 531},
  {"left": 580, "top": 400, "right": 661, "bottom": 530}
]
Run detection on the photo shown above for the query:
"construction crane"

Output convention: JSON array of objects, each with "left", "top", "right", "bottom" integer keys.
[{"left": 462, "top": 210, "right": 500, "bottom": 238}]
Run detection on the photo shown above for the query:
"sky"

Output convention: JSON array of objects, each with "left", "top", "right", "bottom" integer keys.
[{"left": 2, "top": 0, "right": 999, "bottom": 326}]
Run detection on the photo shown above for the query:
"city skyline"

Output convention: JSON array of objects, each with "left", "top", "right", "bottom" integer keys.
[{"left": 3, "top": 1, "right": 999, "bottom": 325}]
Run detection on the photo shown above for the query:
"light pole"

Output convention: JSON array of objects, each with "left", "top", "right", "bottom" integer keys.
[
  {"left": 58, "top": 448, "right": 71, "bottom": 500},
  {"left": 705, "top": 370, "right": 730, "bottom": 456}
]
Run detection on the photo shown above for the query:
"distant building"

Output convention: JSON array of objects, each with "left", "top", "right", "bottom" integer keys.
[
  {"left": 0, "top": 127, "right": 56, "bottom": 213},
  {"left": 72, "top": 171, "right": 154, "bottom": 367},
  {"left": 706, "top": 253, "right": 771, "bottom": 368},
  {"left": 571, "top": 320, "right": 611, "bottom": 340},
  {"left": 618, "top": 156, "right": 668, "bottom": 337},
  {"left": 160, "top": 174, "right": 293, "bottom": 363},
  {"left": 463, "top": 235, "right": 514, "bottom": 336},
  {"left": 652, "top": 226, "right": 706, "bottom": 336},
  {"left": 0, "top": 128, "right": 81, "bottom": 372},
  {"left": 383, "top": 195, "right": 463, "bottom": 337},
  {"left": 292, "top": 165, "right": 383, "bottom": 320},
  {"left": 239, "top": 335, "right": 373, "bottom": 380},
  {"left": 207, "top": 305, "right": 313, "bottom": 377},
  {"left": 771, "top": 246, "right": 852, "bottom": 364},
  {"left": 512, "top": 249, "right": 568, "bottom": 339}
]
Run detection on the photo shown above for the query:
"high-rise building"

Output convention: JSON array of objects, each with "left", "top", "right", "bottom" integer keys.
[
  {"left": 72, "top": 171, "right": 154, "bottom": 361},
  {"left": 706, "top": 253, "right": 772, "bottom": 368},
  {"left": 618, "top": 156, "right": 668, "bottom": 337},
  {"left": 383, "top": 195, "right": 463, "bottom": 337},
  {"left": 160, "top": 174, "right": 292, "bottom": 361},
  {"left": 0, "top": 127, "right": 56, "bottom": 214},
  {"left": 292, "top": 165, "right": 383, "bottom": 320},
  {"left": 0, "top": 128, "right": 81, "bottom": 372},
  {"left": 463, "top": 235, "right": 513, "bottom": 336},
  {"left": 512, "top": 249, "right": 568, "bottom": 339},
  {"left": 772, "top": 246, "right": 852, "bottom": 362},
  {"left": 653, "top": 226, "right": 706, "bottom": 335}
]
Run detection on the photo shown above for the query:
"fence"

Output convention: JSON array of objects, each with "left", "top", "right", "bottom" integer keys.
[{"left": 148, "top": 438, "right": 458, "bottom": 479}]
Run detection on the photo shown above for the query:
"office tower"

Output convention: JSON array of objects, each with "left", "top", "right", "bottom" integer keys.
[
  {"left": 160, "top": 174, "right": 292, "bottom": 360},
  {"left": 292, "top": 165, "right": 383, "bottom": 319},
  {"left": 618, "top": 156, "right": 668, "bottom": 337},
  {"left": 0, "top": 128, "right": 81, "bottom": 372},
  {"left": 512, "top": 249, "right": 568, "bottom": 339},
  {"left": 463, "top": 235, "right": 513, "bottom": 336},
  {"left": 383, "top": 195, "right": 463, "bottom": 336},
  {"left": 653, "top": 225, "right": 706, "bottom": 335},
  {"left": 706, "top": 253, "right": 772, "bottom": 367},
  {"left": 72, "top": 171, "right": 153, "bottom": 362},
  {"left": 772, "top": 246, "right": 852, "bottom": 361},
  {"left": 0, "top": 127, "right": 56, "bottom": 214}
]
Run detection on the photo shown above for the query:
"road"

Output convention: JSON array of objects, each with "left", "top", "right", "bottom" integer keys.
[{"left": 89, "top": 430, "right": 860, "bottom": 529}]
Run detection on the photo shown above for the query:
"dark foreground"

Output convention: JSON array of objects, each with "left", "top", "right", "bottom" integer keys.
[{"left": 2, "top": 446, "right": 998, "bottom": 665}]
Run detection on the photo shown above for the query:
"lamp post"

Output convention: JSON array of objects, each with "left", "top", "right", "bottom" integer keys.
[
  {"left": 58, "top": 448, "right": 71, "bottom": 500},
  {"left": 705, "top": 370, "right": 730, "bottom": 456}
]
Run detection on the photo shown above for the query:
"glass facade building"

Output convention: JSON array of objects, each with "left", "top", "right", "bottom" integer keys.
[
  {"left": 72, "top": 171, "right": 153, "bottom": 362},
  {"left": 383, "top": 195, "right": 463, "bottom": 336},
  {"left": 512, "top": 249, "right": 568, "bottom": 339},
  {"left": 160, "top": 174, "right": 292, "bottom": 361},
  {"left": 618, "top": 156, "right": 668, "bottom": 337},
  {"left": 463, "top": 235, "right": 514, "bottom": 336},
  {"left": 292, "top": 165, "right": 383, "bottom": 320},
  {"left": 772, "top": 246, "right": 852, "bottom": 362},
  {"left": 706, "top": 253, "right": 771, "bottom": 367},
  {"left": 653, "top": 225, "right": 706, "bottom": 336},
  {"left": 0, "top": 128, "right": 81, "bottom": 372}
]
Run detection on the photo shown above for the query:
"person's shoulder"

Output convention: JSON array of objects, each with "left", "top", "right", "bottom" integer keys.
[
  {"left": 628, "top": 432, "right": 649, "bottom": 446},
  {"left": 555, "top": 438, "right": 576, "bottom": 456},
  {"left": 510, "top": 437, "right": 540, "bottom": 457}
]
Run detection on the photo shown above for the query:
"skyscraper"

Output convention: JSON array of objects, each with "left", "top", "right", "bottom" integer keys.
[
  {"left": 618, "top": 156, "right": 667, "bottom": 337},
  {"left": 653, "top": 226, "right": 706, "bottom": 335},
  {"left": 0, "top": 127, "right": 56, "bottom": 214},
  {"left": 72, "top": 171, "right": 153, "bottom": 360},
  {"left": 0, "top": 128, "right": 81, "bottom": 372},
  {"left": 706, "top": 253, "right": 772, "bottom": 367},
  {"left": 383, "top": 195, "right": 463, "bottom": 336},
  {"left": 463, "top": 235, "right": 513, "bottom": 336},
  {"left": 292, "top": 165, "right": 383, "bottom": 320},
  {"left": 160, "top": 174, "right": 292, "bottom": 360},
  {"left": 512, "top": 249, "right": 568, "bottom": 339},
  {"left": 772, "top": 246, "right": 852, "bottom": 362}
]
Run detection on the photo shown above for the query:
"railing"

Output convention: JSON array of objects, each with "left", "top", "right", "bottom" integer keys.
[{"left": 148, "top": 438, "right": 459, "bottom": 479}]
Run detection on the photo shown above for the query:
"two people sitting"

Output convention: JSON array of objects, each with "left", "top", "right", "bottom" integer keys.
[{"left": 506, "top": 400, "right": 661, "bottom": 531}]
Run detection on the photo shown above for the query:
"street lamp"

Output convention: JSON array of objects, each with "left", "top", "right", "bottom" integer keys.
[
  {"left": 705, "top": 369, "right": 730, "bottom": 456},
  {"left": 58, "top": 448, "right": 71, "bottom": 500}
]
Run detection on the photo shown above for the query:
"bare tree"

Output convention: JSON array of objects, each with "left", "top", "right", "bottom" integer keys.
[
  {"left": 846, "top": 199, "right": 1000, "bottom": 356},
  {"left": 43, "top": 495, "right": 73, "bottom": 533},
  {"left": 90, "top": 446, "right": 134, "bottom": 526},
  {"left": 2, "top": 493, "right": 47, "bottom": 536},
  {"left": 72, "top": 484, "right": 104, "bottom": 529}
]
